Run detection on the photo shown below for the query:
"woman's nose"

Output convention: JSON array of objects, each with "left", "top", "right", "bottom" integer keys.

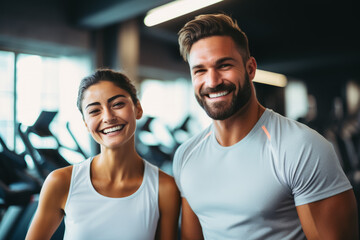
[{"left": 103, "top": 109, "right": 116, "bottom": 123}]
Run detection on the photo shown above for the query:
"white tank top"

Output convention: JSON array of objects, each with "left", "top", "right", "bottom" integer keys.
[{"left": 63, "top": 158, "right": 159, "bottom": 240}]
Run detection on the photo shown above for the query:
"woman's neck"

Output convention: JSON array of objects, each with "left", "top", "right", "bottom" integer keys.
[{"left": 93, "top": 144, "right": 143, "bottom": 181}]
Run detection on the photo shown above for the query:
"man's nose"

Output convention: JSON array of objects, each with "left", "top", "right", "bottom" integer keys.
[{"left": 205, "top": 69, "right": 222, "bottom": 88}]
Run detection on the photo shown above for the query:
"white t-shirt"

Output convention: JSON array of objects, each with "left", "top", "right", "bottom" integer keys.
[
  {"left": 64, "top": 158, "right": 159, "bottom": 240},
  {"left": 173, "top": 109, "right": 352, "bottom": 240}
]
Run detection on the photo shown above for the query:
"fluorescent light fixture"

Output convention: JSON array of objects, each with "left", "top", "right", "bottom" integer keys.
[
  {"left": 253, "top": 69, "right": 288, "bottom": 87},
  {"left": 144, "top": 0, "right": 224, "bottom": 27}
]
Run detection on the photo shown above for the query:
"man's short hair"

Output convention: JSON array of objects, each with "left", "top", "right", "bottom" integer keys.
[{"left": 178, "top": 13, "right": 250, "bottom": 62}]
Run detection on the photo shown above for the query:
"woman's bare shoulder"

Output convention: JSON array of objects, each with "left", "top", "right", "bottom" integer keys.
[
  {"left": 158, "top": 170, "right": 179, "bottom": 196},
  {"left": 46, "top": 165, "right": 73, "bottom": 185},
  {"left": 41, "top": 165, "right": 73, "bottom": 203},
  {"left": 157, "top": 169, "right": 180, "bottom": 230}
]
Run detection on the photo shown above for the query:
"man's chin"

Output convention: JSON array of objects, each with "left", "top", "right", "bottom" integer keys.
[
  {"left": 197, "top": 96, "right": 235, "bottom": 120},
  {"left": 204, "top": 106, "right": 234, "bottom": 120}
]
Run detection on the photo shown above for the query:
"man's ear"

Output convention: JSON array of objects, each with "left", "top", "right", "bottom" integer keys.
[
  {"left": 136, "top": 101, "right": 143, "bottom": 120},
  {"left": 246, "top": 57, "right": 257, "bottom": 80}
]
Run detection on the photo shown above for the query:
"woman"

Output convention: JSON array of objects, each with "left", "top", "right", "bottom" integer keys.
[{"left": 26, "top": 69, "right": 180, "bottom": 239}]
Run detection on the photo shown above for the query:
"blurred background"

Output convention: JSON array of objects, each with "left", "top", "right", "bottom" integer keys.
[{"left": 0, "top": 0, "right": 359, "bottom": 239}]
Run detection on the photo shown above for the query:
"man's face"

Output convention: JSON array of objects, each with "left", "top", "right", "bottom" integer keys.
[{"left": 188, "top": 36, "right": 253, "bottom": 120}]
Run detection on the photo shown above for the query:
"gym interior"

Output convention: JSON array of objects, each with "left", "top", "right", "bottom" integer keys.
[{"left": 0, "top": 0, "right": 360, "bottom": 239}]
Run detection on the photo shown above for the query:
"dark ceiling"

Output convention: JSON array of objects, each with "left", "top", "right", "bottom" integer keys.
[{"left": 68, "top": 0, "right": 360, "bottom": 83}]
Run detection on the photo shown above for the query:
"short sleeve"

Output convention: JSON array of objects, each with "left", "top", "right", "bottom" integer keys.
[
  {"left": 285, "top": 130, "right": 352, "bottom": 206},
  {"left": 172, "top": 145, "right": 184, "bottom": 196}
]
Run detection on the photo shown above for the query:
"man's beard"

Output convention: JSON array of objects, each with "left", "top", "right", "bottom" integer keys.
[{"left": 195, "top": 72, "right": 252, "bottom": 120}]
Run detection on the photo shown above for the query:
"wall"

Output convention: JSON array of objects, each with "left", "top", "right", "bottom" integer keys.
[{"left": 0, "top": 0, "right": 90, "bottom": 56}]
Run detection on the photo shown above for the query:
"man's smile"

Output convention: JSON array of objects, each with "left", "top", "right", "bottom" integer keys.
[{"left": 208, "top": 91, "right": 230, "bottom": 99}]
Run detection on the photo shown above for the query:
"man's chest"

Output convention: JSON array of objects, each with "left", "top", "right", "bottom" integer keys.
[{"left": 180, "top": 147, "right": 293, "bottom": 218}]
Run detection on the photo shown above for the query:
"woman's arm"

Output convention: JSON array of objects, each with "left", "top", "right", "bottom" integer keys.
[
  {"left": 156, "top": 171, "right": 181, "bottom": 240},
  {"left": 180, "top": 197, "right": 204, "bottom": 240},
  {"left": 25, "top": 166, "right": 72, "bottom": 240}
]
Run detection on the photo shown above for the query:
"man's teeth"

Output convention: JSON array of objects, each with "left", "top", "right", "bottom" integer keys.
[
  {"left": 208, "top": 91, "right": 229, "bottom": 98},
  {"left": 103, "top": 125, "right": 124, "bottom": 134}
]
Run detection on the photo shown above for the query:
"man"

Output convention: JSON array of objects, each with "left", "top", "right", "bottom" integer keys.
[{"left": 173, "top": 13, "right": 358, "bottom": 239}]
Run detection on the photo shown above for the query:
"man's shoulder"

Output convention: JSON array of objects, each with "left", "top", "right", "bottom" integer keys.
[
  {"left": 266, "top": 109, "right": 331, "bottom": 149},
  {"left": 175, "top": 125, "right": 213, "bottom": 158},
  {"left": 267, "top": 110, "right": 322, "bottom": 136},
  {"left": 172, "top": 125, "right": 212, "bottom": 183}
]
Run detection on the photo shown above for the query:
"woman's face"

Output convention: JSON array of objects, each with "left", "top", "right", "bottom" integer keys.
[{"left": 81, "top": 80, "right": 142, "bottom": 149}]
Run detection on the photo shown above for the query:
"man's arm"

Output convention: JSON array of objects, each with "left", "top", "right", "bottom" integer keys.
[
  {"left": 296, "top": 189, "right": 358, "bottom": 240},
  {"left": 181, "top": 197, "right": 204, "bottom": 240}
]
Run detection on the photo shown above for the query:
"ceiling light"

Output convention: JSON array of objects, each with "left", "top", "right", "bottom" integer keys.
[
  {"left": 253, "top": 69, "right": 288, "bottom": 87},
  {"left": 144, "top": 0, "right": 224, "bottom": 27}
]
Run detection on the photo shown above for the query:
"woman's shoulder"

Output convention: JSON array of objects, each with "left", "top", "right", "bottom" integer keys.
[
  {"left": 158, "top": 170, "right": 179, "bottom": 196},
  {"left": 42, "top": 166, "right": 73, "bottom": 197},
  {"left": 158, "top": 170, "right": 180, "bottom": 211},
  {"left": 47, "top": 165, "right": 73, "bottom": 184},
  {"left": 39, "top": 165, "right": 73, "bottom": 210}
]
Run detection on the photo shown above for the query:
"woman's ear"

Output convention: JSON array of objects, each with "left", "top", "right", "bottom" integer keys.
[
  {"left": 83, "top": 118, "right": 89, "bottom": 132},
  {"left": 135, "top": 101, "right": 143, "bottom": 120}
]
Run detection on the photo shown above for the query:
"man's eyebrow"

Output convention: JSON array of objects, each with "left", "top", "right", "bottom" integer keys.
[
  {"left": 215, "top": 57, "right": 236, "bottom": 65},
  {"left": 85, "top": 94, "right": 126, "bottom": 110},
  {"left": 191, "top": 57, "right": 236, "bottom": 70},
  {"left": 191, "top": 64, "right": 204, "bottom": 71}
]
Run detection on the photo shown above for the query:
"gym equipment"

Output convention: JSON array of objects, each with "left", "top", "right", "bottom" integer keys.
[
  {"left": 135, "top": 115, "right": 199, "bottom": 174},
  {"left": 0, "top": 135, "right": 42, "bottom": 240},
  {"left": 17, "top": 110, "right": 87, "bottom": 179},
  {"left": 0, "top": 132, "right": 66, "bottom": 240}
]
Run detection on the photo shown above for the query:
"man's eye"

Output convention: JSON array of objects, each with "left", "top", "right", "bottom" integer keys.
[
  {"left": 219, "top": 64, "right": 231, "bottom": 68},
  {"left": 194, "top": 69, "right": 205, "bottom": 75}
]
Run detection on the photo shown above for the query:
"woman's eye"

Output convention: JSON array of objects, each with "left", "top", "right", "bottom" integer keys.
[
  {"left": 89, "top": 109, "right": 99, "bottom": 114},
  {"left": 114, "top": 102, "right": 125, "bottom": 107}
]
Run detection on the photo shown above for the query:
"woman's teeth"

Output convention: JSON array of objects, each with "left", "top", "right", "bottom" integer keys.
[{"left": 103, "top": 125, "right": 124, "bottom": 134}]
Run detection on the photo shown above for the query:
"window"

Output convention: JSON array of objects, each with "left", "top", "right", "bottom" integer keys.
[
  {"left": 0, "top": 50, "right": 91, "bottom": 164},
  {"left": 285, "top": 80, "right": 309, "bottom": 120},
  {"left": 139, "top": 78, "right": 210, "bottom": 146},
  {"left": 0, "top": 51, "right": 15, "bottom": 148}
]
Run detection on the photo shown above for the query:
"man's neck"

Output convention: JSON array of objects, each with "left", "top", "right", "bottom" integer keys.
[{"left": 213, "top": 101, "right": 265, "bottom": 147}]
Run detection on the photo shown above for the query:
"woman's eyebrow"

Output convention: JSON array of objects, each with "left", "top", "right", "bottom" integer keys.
[
  {"left": 85, "top": 94, "right": 126, "bottom": 110},
  {"left": 107, "top": 94, "right": 126, "bottom": 103},
  {"left": 85, "top": 102, "right": 100, "bottom": 110}
]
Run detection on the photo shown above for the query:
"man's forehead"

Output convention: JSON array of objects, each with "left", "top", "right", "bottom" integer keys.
[{"left": 189, "top": 36, "right": 237, "bottom": 61}]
